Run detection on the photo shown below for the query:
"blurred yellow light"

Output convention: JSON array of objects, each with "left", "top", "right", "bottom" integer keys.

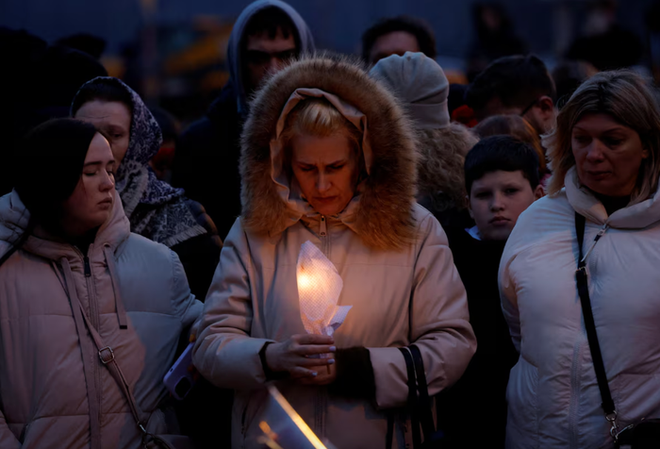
[{"left": 268, "top": 386, "right": 329, "bottom": 449}]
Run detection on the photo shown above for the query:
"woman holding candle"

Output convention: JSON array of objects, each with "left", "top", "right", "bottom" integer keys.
[{"left": 193, "top": 55, "right": 476, "bottom": 449}]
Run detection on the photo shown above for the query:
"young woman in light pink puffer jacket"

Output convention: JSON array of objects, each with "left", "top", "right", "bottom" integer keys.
[{"left": 0, "top": 118, "right": 201, "bottom": 449}]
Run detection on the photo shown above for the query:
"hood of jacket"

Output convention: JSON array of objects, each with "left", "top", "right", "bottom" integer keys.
[
  {"left": 0, "top": 189, "right": 129, "bottom": 262},
  {"left": 564, "top": 166, "right": 660, "bottom": 229},
  {"left": 226, "top": 0, "right": 315, "bottom": 117},
  {"left": 240, "top": 55, "right": 419, "bottom": 251}
]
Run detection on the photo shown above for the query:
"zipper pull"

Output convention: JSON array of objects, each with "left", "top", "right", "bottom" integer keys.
[
  {"left": 582, "top": 224, "right": 610, "bottom": 263},
  {"left": 319, "top": 216, "right": 327, "bottom": 237},
  {"left": 83, "top": 256, "right": 91, "bottom": 277},
  {"left": 595, "top": 224, "right": 609, "bottom": 242}
]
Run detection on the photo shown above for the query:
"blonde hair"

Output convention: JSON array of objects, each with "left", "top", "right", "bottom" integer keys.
[
  {"left": 281, "top": 97, "right": 362, "bottom": 155},
  {"left": 474, "top": 114, "right": 548, "bottom": 175},
  {"left": 416, "top": 122, "right": 479, "bottom": 211},
  {"left": 544, "top": 70, "right": 660, "bottom": 203}
]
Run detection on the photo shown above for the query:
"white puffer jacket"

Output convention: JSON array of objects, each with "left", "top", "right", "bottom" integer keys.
[{"left": 500, "top": 167, "right": 660, "bottom": 449}]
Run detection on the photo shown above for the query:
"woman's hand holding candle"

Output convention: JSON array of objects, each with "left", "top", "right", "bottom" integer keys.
[
  {"left": 265, "top": 334, "right": 336, "bottom": 379},
  {"left": 299, "top": 361, "right": 337, "bottom": 386},
  {"left": 296, "top": 241, "right": 351, "bottom": 379}
]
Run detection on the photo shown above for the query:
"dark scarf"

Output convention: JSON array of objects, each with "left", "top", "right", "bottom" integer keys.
[{"left": 73, "top": 77, "right": 206, "bottom": 247}]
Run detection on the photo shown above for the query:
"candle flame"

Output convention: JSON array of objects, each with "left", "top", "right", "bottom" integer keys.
[
  {"left": 296, "top": 241, "right": 346, "bottom": 335},
  {"left": 297, "top": 272, "right": 313, "bottom": 291}
]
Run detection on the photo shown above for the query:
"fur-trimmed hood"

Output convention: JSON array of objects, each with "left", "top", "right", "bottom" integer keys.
[{"left": 240, "top": 55, "right": 419, "bottom": 251}]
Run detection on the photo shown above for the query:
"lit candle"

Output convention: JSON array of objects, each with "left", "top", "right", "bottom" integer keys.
[{"left": 296, "top": 241, "right": 351, "bottom": 373}]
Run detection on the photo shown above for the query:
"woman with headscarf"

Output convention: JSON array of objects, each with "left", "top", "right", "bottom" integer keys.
[
  {"left": 193, "top": 55, "right": 476, "bottom": 449},
  {"left": 71, "top": 77, "right": 221, "bottom": 300}
]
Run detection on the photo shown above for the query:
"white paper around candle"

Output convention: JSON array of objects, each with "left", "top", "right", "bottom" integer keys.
[{"left": 296, "top": 241, "right": 351, "bottom": 337}]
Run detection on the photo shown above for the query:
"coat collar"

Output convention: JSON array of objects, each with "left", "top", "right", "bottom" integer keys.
[
  {"left": 564, "top": 166, "right": 660, "bottom": 229},
  {"left": 0, "top": 189, "right": 130, "bottom": 261}
]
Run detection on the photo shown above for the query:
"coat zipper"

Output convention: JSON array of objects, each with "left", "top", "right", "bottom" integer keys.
[
  {"left": 581, "top": 224, "right": 609, "bottom": 264},
  {"left": 319, "top": 216, "right": 329, "bottom": 255},
  {"left": 84, "top": 256, "right": 91, "bottom": 277},
  {"left": 75, "top": 244, "right": 103, "bottom": 429},
  {"left": 316, "top": 217, "right": 330, "bottom": 438},
  {"left": 319, "top": 216, "right": 327, "bottom": 237},
  {"left": 80, "top": 244, "right": 100, "bottom": 330}
]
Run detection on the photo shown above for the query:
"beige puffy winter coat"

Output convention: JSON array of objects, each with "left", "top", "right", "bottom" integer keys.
[
  {"left": 193, "top": 56, "right": 476, "bottom": 449},
  {"left": 0, "top": 190, "right": 202, "bottom": 448}
]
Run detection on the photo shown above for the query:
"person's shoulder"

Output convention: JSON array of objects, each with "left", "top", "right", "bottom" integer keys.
[
  {"left": 411, "top": 203, "right": 455, "bottom": 250},
  {"left": 206, "top": 85, "right": 239, "bottom": 121},
  {"left": 515, "top": 191, "right": 573, "bottom": 232},
  {"left": 180, "top": 115, "right": 215, "bottom": 143},
  {"left": 412, "top": 202, "right": 434, "bottom": 222},
  {"left": 121, "top": 232, "right": 177, "bottom": 266},
  {"left": 444, "top": 225, "right": 475, "bottom": 265},
  {"left": 502, "top": 191, "right": 573, "bottom": 261},
  {"left": 184, "top": 198, "right": 218, "bottom": 236},
  {"left": 412, "top": 203, "right": 443, "bottom": 236},
  {"left": 180, "top": 90, "right": 240, "bottom": 146},
  {"left": 444, "top": 225, "right": 474, "bottom": 250},
  {"left": 222, "top": 216, "right": 251, "bottom": 247}
]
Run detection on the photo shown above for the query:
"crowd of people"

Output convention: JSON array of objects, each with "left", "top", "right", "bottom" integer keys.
[{"left": 1, "top": 0, "right": 660, "bottom": 448}]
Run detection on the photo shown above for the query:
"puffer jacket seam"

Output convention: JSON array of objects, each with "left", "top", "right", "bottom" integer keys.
[
  {"left": 407, "top": 213, "right": 432, "bottom": 343},
  {"left": 170, "top": 249, "right": 189, "bottom": 325},
  {"left": 17, "top": 412, "right": 103, "bottom": 420},
  {"left": 569, "top": 336, "right": 584, "bottom": 449}
]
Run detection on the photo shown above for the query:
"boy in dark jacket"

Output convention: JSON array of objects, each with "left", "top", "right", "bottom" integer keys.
[{"left": 439, "top": 135, "right": 543, "bottom": 448}]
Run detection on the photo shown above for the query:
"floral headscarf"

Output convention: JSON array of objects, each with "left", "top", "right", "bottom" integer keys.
[{"left": 72, "top": 77, "right": 206, "bottom": 246}]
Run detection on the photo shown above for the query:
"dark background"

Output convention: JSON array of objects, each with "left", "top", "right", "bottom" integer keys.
[
  {"left": 2, "top": 0, "right": 654, "bottom": 59},
  {"left": 2, "top": 0, "right": 656, "bottom": 122}
]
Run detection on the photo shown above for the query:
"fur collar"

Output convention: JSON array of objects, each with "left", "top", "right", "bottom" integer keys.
[{"left": 240, "top": 55, "right": 419, "bottom": 251}]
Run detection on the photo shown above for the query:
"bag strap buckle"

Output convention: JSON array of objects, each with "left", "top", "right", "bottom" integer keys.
[
  {"left": 98, "top": 346, "right": 115, "bottom": 365},
  {"left": 607, "top": 411, "right": 620, "bottom": 439}
]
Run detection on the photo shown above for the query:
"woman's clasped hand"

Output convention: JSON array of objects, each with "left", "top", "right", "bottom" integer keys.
[{"left": 265, "top": 334, "right": 336, "bottom": 380}]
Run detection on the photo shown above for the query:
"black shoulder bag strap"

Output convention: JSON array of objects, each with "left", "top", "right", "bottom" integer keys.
[
  {"left": 575, "top": 212, "right": 619, "bottom": 438},
  {"left": 400, "top": 347, "right": 423, "bottom": 449},
  {"left": 397, "top": 345, "right": 437, "bottom": 449},
  {"left": 409, "top": 345, "right": 435, "bottom": 440}
]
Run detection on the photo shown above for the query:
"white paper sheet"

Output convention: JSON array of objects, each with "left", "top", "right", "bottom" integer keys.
[{"left": 296, "top": 241, "right": 351, "bottom": 337}]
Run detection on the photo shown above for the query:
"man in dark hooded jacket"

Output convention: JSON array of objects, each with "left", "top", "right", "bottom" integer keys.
[{"left": 171, "top": 0, "right": 315, "bottom": 240}]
